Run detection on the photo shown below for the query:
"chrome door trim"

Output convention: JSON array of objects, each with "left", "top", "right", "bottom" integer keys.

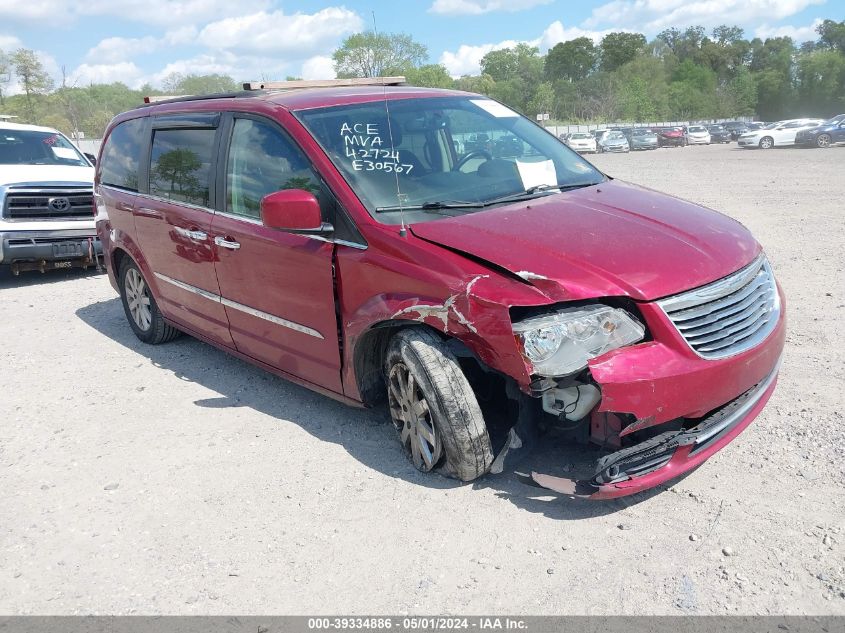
[
  {"left": 154, "top": 272, "right": 221, "bottom": 303},
  {"left": 220, "top": 296, "right": 324, "bottom": 339},
  {"left": 153, "top": 272, "right": 324, "bottom": 339}
]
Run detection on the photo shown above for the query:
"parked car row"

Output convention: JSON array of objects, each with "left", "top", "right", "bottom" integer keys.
[
  {"left": 560, "top": 115, "right": 845, "bottom": 153},
  {"left": 738, "top": 118, "right": 836, "bottom": 149}
]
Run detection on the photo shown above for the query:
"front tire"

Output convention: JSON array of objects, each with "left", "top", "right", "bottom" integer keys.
[
  {"left": 817, "top": 134, "right": 832, "bottom": 148},
  {"left": 759, "top": 136, "right": 774, "bottom": 149},
  {"left": 119, "top": 258, "right": 181, "bottom": 345},
  {"left": 385, "top": 329, "right": 493, "bottom": 481}
]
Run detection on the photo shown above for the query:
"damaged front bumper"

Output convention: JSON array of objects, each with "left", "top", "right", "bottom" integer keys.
[{"left": 530, "top": 357, "right": 782, "bottom": 499}]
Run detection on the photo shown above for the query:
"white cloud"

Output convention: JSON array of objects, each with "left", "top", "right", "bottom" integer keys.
[
  {"left": 430, "top": 0, "right": 551, "bottom": 15},
  {"left": 0, "top": 34, "right": 22, "bottom": 50},
  {"left": 536, "top": 21, "right": 614, "bottom": 50},
  {"left": 439, "top": 21, "right": 610, "bottom": 77},
  {"left": 440, "top": 41, "right": 519, "bottom": 77},
  {"left": 301, "top": 56, "right": 336, "bottom": 80},
  {"left": 585, "top": 0, "right": 825, "bottom": 33},
  {"left": 69, "top": 62, "right": 145, "bottom": 86},
  {"left": 78, "top": 0, "right": 270, "bottom": 26},
  {"left": 0, "top": 0, "right": 71, "bottom": 25},
  {"left": 85, "top": 37, "right": 159, "bottom": 65},
  {"left": 198, "top": 7, "right": 362, "bottom": 56},
  {"left": 84, "top": 28, "right": 198, "bottom": 65},
  {"left": 0, "top": 0, "right": 269, "bottom": 26},
  {"left": 755, "top": 19, "right": 823, "bottom": 41}
]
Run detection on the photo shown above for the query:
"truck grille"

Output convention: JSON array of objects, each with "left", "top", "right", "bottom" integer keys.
[
  {"left": 657, "top": 255, "right": 780, "bottom": 359},
  {"left": 3, "top": 188, "right": 93, "bottom": 220}
]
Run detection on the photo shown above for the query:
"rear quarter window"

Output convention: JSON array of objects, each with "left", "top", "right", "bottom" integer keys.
[
  {"left": 100, "top": 118, "right": 145, "bottom": 191},
  {"left": 149, "top": 128, "right": 216, "bottom": 208}
]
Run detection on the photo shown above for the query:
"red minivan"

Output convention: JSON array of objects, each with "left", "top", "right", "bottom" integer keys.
[{"left": 94, "top": 79, "right": 785, "bottom": 499}]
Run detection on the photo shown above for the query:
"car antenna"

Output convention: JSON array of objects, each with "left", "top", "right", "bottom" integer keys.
[{"left": 374, "top": 12, "right": 408, "bottom": 237}]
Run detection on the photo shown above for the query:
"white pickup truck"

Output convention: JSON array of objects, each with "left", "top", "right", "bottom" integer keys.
[{"left": 0, "top": 121, "right": 99, "bottom": 275}]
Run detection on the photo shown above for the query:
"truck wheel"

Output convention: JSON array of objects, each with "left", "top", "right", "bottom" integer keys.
[
  {"left": 385, "top": 329, "right": 493, "bottom": 481},
  {"left": 759, "top": 136, "right": 774, "bottom": 149},
  {"left": 816, "top": 134, "right": 832, "bottom": 148},
  {"left": 119, "top": 258, "right": 181, "bottom": 344}
]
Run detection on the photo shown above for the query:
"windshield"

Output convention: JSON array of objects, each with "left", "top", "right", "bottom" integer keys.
[
  {"left": 297, "top": 97, "right": 603, "bottom": 224},
  {"left": 0, "top": 129, "right": 88, "bottom": 166},
  {"left": 606, "top": 131, "right": 625, "bottom": 140},
  {"left": 570, "top": 133, "right": 592, "bottom": 139},
  {"left": 689, "top": 126, "right": 706, "bottom": 132},
  {"left": 763, "top": 122, "right": 780, "bottom": 130},
  {"left": 709, "top": 126, "right": 725, "bottom": 131},
  {"left": 631, "top": 129, "right": 652, "bottom": 136},
  {"left": 823, "top": 115, "right": 844, "bottom": 125}
]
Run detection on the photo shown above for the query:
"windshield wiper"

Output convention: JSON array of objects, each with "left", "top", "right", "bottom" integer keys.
[
  {"left": 482, "top": 182, "right": 601, "bottom": 206},
  {"left": 374, "top": 182, "right": 601, "bottom": 214},
  {"left": 375, "top": 200, "right": 482, "bottom": 213}
]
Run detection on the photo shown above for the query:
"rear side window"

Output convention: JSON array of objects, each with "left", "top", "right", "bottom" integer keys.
[
  {"left": 226, "top": 118, "right": 320, "bottom": 219},
  {"left": 149, "top": 128, "right": 216, "bottom": 207},
  {"left": 100, "top": 118, "right": 145, "bottom": 191}
]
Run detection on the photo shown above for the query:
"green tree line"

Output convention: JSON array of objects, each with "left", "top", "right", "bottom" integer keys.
[{"left": 1, "top": 19, "right": 843, "bottom": 139}]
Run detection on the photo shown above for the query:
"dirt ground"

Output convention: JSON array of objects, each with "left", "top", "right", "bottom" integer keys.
[{"left": 1, "top": 143, "right": 843, "bottom": 615}]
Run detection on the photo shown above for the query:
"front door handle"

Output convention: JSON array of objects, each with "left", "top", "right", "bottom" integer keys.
[
  {"left": 174, "top": 226, "right": 208, "bottom": 242},
  {"left": 214, "top": 236, "right": 241, "bottom": 251}
]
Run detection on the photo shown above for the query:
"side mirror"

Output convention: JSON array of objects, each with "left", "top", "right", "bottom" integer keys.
[
  {"left": 260, "top": 189, "right": 333, "bottom": 236},
  {"left": 84, "top": 152, "right": 97, "bottom": 165}
]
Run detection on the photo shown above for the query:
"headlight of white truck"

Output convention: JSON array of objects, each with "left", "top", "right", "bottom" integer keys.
[{"left": 513, "top": 305, "right": 645, "bottom": 376}]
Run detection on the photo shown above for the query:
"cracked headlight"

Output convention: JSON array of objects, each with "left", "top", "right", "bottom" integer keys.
[{"left": 513, "top": 305, "right": 645, "bottom": 376}]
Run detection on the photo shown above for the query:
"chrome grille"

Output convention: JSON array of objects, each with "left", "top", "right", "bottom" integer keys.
[
  {"left": 658, "top": 255, "right": 780, "bottom": 359},
  {"left": 3, "top": 187, "right": 93, "bottom": 220}
]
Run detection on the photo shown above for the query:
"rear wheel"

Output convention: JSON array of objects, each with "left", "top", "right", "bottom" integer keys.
[
  {"left": 119, "top": 258, "right": 181, "bottom": 344},
  {"left": 759, "top": 136, "right": 774, "bottom": 149},
  {"left": 385, "top": 329, "right": 493, "bottom": 481},
  {"left": 817, "top": 134, "right": 832, "bottom": 148}
]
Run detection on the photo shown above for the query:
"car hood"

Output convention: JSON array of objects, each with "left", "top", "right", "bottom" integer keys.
[
  {"left": 602, "top": 138, "right": 627, "bottom": 145},
  {"left": 0, "top": 164, "right": 94, "bottom": 187},
  {"left": 410, "top": 180, "right": 760, "bottom": 302}
]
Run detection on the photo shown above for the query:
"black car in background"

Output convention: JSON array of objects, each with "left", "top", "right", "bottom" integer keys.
[
  {"left": 707, "top": 125, "right": 732, "bottom": 143},
  {"left": 723, "top": 121, "right": 749, "bottom": 140},
  {"left": 795, "top": 114, "right": 845, "bottom": 148}
]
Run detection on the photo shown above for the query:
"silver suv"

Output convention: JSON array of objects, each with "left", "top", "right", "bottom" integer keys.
[{"left": 0, "top": 121, "right": 99, "bottom": 275}]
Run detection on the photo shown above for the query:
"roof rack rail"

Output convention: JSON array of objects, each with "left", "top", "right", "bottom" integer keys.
[
  {"left": 143, "top": 95, "right": 189, "bottom": 104},
  {"left": 140, "top": 91, "right": 259, "bottom": 107},
  {"left": 242, "top": 77, "right": 406, "bottom": 91}
]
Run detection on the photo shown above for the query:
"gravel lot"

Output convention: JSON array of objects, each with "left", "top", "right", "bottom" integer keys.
[{"left": 1, "top": 143, "right": 843, "bottom": 615}]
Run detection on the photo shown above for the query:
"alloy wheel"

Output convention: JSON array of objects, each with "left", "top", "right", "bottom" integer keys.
[
  {"left": 387, "top": 362, "right": 442, "bottom": 471},
  {"left": 817, "top": 134, "right": 831, "bottom": 148},
  {"left": 760, "top": 137, "right": 773, "bottom": 149},
  {"left": 124, "top": 268, "right": 152, "bottom": 331}
]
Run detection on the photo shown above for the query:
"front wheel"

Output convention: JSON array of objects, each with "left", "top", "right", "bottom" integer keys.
[
  {"left": 817, "top": 134, "right": 832, "bottom": 148},
  {"left": 759, "top": 136, "right": 774, "bottom": 149},
  {"left": 385, "top": 329, "right": 493, "bottom": 481},
  {"left": 119, "top": 258, "right": 181, "bottom": 344}
]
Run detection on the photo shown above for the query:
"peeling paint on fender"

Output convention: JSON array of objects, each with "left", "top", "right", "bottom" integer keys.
[{"left": 391, "top": 275, "right": 489, "bottom": 334}]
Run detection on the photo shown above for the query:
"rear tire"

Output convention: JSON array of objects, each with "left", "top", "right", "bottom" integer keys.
[
  {"left": 384, "top": 329, "right": 493, "bottom": 482},
  {"left": 119, "top": 258, "right": 181, "bottom": 345}
]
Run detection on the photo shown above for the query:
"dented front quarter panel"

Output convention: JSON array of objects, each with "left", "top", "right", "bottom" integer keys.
[{"left": 335, "top": 225, "right": 558, "bottom": 401}]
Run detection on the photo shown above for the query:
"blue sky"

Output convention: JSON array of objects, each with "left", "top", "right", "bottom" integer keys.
[{"left": 0, "top": 0, "right": 841, "bottom": 91}]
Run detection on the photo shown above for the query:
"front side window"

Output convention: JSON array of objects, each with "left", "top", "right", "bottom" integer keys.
[
  {"left": 100, "top": 118, "right": 144, "bottom": 190},
  {"left": 149, "top": 128, "right": 215, "bottom": 207},
  {"left": 0, "top": 128, "right": 88, "bottom": 166},
  {"left": 226, "top": 118, "right": 320, "bottom": 219},
  {"left": 297, "top": 96, "right": 603, "bottom": 225}
]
